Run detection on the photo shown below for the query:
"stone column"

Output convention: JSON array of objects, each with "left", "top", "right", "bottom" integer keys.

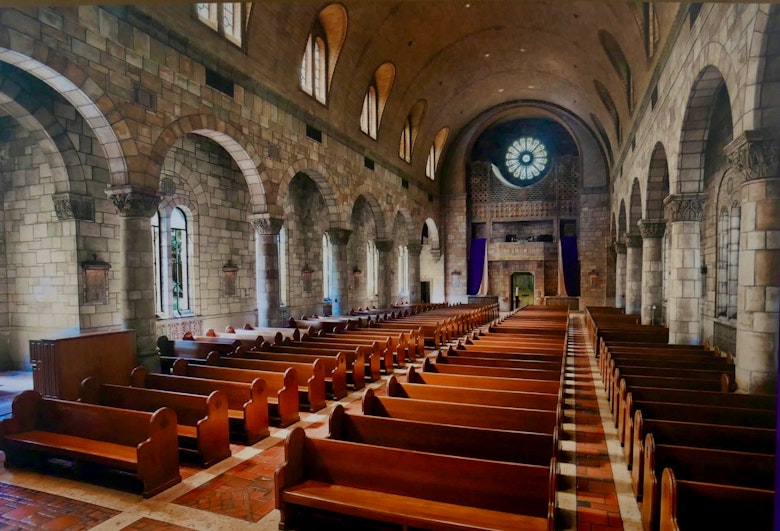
[
  {"left": 624, "top": 233, "right": 643, "bottom": 315},
  {"left": 250, "top": 214, "right": 284, "bottom": 327},
  {"left": 326, "top": 228, "right": 352, "bottom": 316},
  {"left": 375, "top": 239, "right": 394, "bottom": 308},
  {"left": 107, "top": 186, "right": 162, "bottom": 371},
  {"left": 614, "top": 242, "right": 627, "bottom": 309},
  {"left": 725, "top": 131, "right": 780, "bottom": 393},
  {"left": 664, "top": 194, "right": 705, "bottom": 344},
  {"left": 407, "top": 241, "right": 422, "bottom": 303},
  {"left": 639, "top": 220, "right": 666, "bottom": 325}
]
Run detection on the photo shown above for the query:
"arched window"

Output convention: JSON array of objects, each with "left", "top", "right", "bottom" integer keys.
[
  {"left": 300, "top": 4, "right": 347, "bottom": 105},
  {"left": 170, "top": 208, "right": 191, "bottom": 314},
  {"left": 397, "top": 245, "right": 409, "bottom": 295},
  {"left": 196, "top": 3, "right": 244, "bottom": 46},
  {"left": 361, "top": 85, "right": 378, "bottom": 138},
  {"left": 727, "top": 205, "right": 740, "bottom": 319},
  {"left": 598, "top": 30, "right": 634, "bottom": 114},
  {"left": 643, "top": 3, "right": 659, "bottom": 59},
  {"left": 398, "top": 100, "right": 427, "bottom": 163},
  {"left": 360, "top": 63, "right": 395, "bottom": 140},
  {"left": 594, "top": 80, "right": 621, "bottom": 141},
  {"left": 151, "top": 212, "right": 163, "bottom": 314},
  {"left": 279, "top": 226, "right": 288, "bottom": 306},
  {"left": 322, "top": 233, "right": 332, "bottom": 300},
  {"left": 425, "top": 127, "right": 449, "bottom": 179},
  {"left": 717, "top": 208, "right": 729, "bottom": 317},
  {"left": 366, "top": 240, "right": 379, "bottom": 298}
]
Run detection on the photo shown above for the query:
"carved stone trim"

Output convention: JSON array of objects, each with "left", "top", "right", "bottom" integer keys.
[
  {"left": 52, "top": 193, "right": 95, "bottom": 221},
  {"left": 249, "top": 213, "right": 284, "bottom": 235},
  {"left": 375, "top": 239, "right": 394, "bottom": 253},
  {"left": 623, "top": 233, "right": 642, "bottom": 248},
  {"left": 406, "top": 242, "right": 423, "bottom": 255},
  {"left": 326, "top": 228, "right": 352, "bottom": 246},
  {"left": 613, "top": 242, "right": 626, "bottom": 255},
  {"left": 106, "top": 186, "right": 162, "bottom": 217},
  {"left": 429, "top": 247, "right": 442, "bottom": 262},
  {"left": 664, "top": 194, "right": 705, "bottom": 222},
  {"left": 638, "top": 220, "right": 666, "bottom": 240},
  {"left": 725, "top": 130, "right": 780, "bottom": 182}
]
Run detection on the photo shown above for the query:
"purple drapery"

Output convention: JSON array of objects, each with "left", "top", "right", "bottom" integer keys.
[
  {"left": 560, "top": 236, "right": 580, "bottom": 296},
  {"left": 468, "top": 238, "right": 487, "bottom": 295}
]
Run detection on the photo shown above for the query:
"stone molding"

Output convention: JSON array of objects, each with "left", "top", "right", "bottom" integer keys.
[
  {"left": 249, "top": 213, "right": 284, "bottom": 235},
  {"left": 375, "top": 239, "right": 394, "bottom": 253},
  {"left": 407, "top": 242, "right": 423, "bottom": 255},
  {"left": 664, "top": 194, "right": 705, "bottom": 222},
  {"left": 638, "top": 220, "right": 666, "bottom": 240},
  {"left": 106, "top": 186, "right": 162, "bottom": 217},
  {"left": 429, "top": 247, "right": 442, "bottom": 262},
  {"left": 725, "top": 130, "right": 780, "bottom": 182},
  {"left": 326, "top": 228, "right": 352, "bottom": 245},
  {"left": 52, "top": 193, "right": 95, "bottom": 221},
  {"left": 623, "top": 233, "right": 642, "bottom": 248},
  {"left": 613, "top": 241, "right": 626, "bottom": 255}
]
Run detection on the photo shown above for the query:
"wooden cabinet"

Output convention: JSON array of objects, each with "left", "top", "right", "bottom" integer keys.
[{"left": 29, "top": 330, "right": 137, "bottom": 400}]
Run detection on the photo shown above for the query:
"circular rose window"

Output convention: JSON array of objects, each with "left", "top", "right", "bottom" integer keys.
[{"left": 505, "top": 137, "right": 549, "bottom": 181}]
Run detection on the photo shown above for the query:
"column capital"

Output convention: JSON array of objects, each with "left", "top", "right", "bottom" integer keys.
[
  {"left": 724, "top": 130, "right": 780, "bottom": 182},
  {"left": 326, "top": 228, "right": 352, "bottom": 245},
  {"left": 407, "top": 242, "right": 423, "bottom": 255},
  {"left": 375, "top": 239, "right": 394, "bottom": 253},
  {"left": 106, "top": 185, "right": 161, "bottom": 217},
  {"left": 249, "top": 213, "right": 284, "bottom": 235},
  {"left": 623, "top": 233, "right": 643, "bottom": 248},
  {"left": 613, "top": 241, "right": 626, "bottom": 255},
  {"left": 638, "top": 219, "right": 666, "bottom": 240},
  {"left": 429, "top": 247, "right": 442, "bottom": 262},
  {"left": 52, "top": 192, "right": 95, "bottom": 221},
  {"left": 664, "top": 194, "right": 705, "bottom": 222}
]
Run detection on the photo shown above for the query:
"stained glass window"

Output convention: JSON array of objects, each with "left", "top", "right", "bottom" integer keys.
[{"left": 505, "top": 137, "right": 549, "bottom": 181}]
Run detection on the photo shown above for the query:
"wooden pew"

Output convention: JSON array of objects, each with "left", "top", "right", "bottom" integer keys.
[
  {"left": 171, "top": 359, "right": 300, "bottom": 427},
  {"left": 0, "top": 389, "right": 181, "bottom": 498},
  {"left": 337, "top": 328, "right": 411, "bottom": 365},
  {"left": 387, "top": 375, "right": 561, "bottom": 413},
  {"left": 275, "top": 426, "right": 556, "bottom": 531},
  {"left": 423, "top": 357, "right": 562, "bottom": 381},
  {"left": 157, "top": 335, "right": 240, "bottom": 371},
  {"left": 641, "top": 432, "right": 775, "bottom": 530},
  {"left": 79, "top": 377, "right": 231, "bottom": 467},
  {"left": 435, "top": 350, "right": 563, "bottom": 372},
  {"left": 299, "top": 334, "right": 395, "bottom": 373},
  {"left": 407, "top": 365, "right": 562, "bottom": 395},
  {"left": 204, "top": 352, "right": 326, "bottom": 413},
  {"left": 259, "top": 342, "right": 368, "bottom": 388},
  {"left": 658, "top": 468, "right": 775, "bottom": 531},
  {"left": 363, "top": 388, "right": 560, "bottom": 434},
  {"left": 445, "top": 344, "right": 564, "bottom": 364},
  {"left": 291, "top": 336, "right": 387, "bottom": 378},
  {"left": 328, "top": 403, "right": 556, "bottom": 466},
  {"left": 129, "top": 366, "right": 269, "bottom": 444},
  {"left": 234, "top": 348, "right": 347, "bottom": 400}
]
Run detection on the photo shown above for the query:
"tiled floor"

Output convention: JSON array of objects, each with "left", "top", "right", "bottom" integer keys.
[{"left": 0, "top": 313, "right": 641, "bottom": 530}]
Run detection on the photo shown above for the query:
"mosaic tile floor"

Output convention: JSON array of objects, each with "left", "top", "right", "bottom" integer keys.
[{"left": 0, "top": 313, "right": 642, "bottom": 530}]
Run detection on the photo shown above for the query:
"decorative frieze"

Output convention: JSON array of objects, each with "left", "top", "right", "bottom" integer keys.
[
  {"left": 664, "top": 194, "right": 705, "bottom": 222},
  {"left": 52, "top": 193, "right": 95, "bottom": 221},
  {"left": 638, "top": 220, "right": 666, "bottom": 240},
  {"left": 249, "top": 213, "right": 284, "bottom": 235},
  {"left": 106, "top": 186, "right": 162, "bottom": 217},
  {"left": 724, "top": 130, "right": 780, "bottom": 182}
]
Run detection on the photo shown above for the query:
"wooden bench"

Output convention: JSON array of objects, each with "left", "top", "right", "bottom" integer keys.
[
  {"left": 435, "top": 350, "right": 563, "bottom": 372},
  {"left": 157, "top": 335, "right": 240, "bottom": 371},
  {"left": 130, "top": 366, "right": 269, "bottom": 444},
  {"left": 259, "top": 342, "right": 368, "bottom": 388},
  {"left": 0, "top": 389, "right": 181, "bottom": 498},
  {"left": 641, "top": 433, "right": 775, "bottom": 530},
  {"left": 341, "top": 328, "right": 418, "bottom": 361},
  {"left": 423, "top": 357, "right": 562, "bottom": 381},
  {"left": 234, "top": 348, "right": 347, "bottom": 400},
  {"left": 407, "top": 365, "right": 562, "bottom": 395},
  {"left": 300, "top": 333, "right": 396, "bottom": 373},
  {"left": 275, "top": 426, "right": 556, "bottom": 531},
  {"left": 171, "top": 359, "right": 300, "bottom": 427},
  {"left": 363, "top": 388, "right": 560, "bottom": 434},
  {"left": 80, "top": 377, "right": 231, "bottom": 467},
  {"left": 658, "top": 468, "right": 775, "bottom": 531},
  {"left": 292, "top": 336, "right": 388, "bottom": 377},
  {"left": 204, "top": 352, "right": 326, "bottom": 413},
  {"left": 328, "top": 403, "right": 557, "bottom": 466},
  {"left": 447, "top": 344, "right": 564, "bottom": 363}
]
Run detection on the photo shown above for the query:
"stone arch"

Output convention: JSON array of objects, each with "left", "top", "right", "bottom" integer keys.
[
  {"left": 744, "top": 4, "right": 780, "bottom": 130},
  {"left": 279, "top": 158, "right": 343, "bottom": 228},
  {"left": 645, "top": 142, "right": 670, "bottom": 220},
  {"left": 160, "top": 159, "right": 209, "bottom": 213},
  {"left": 0, "top": 47, "right": 129, "bottom": 185},
  {"left": 628, "top": 178, "right": 642, "bottom": 234},
  {"left": 350, "top": 190, "right": 387, "bottom": 240},
  {"left": 392, "top": 207, "right": 415, "bottom": 244},
  {"left": 422, "top": 218, "right": 441, "bottom": 252},
  {"left": 146, "top": 116, "right": 268, "bottom": 214}
]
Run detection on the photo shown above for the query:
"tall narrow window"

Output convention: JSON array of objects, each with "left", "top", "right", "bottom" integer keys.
[
  {"left": 322, "top": 234, "right": 332, "bottom": 300},
  {"left": 599, "top": 30, "right": 634, "bottom": 114},
  {"left": 196, "top": 3, "right": 243, "bottom": 46},
  {"left": 727, "top": 205, "right": 740, "bottom": 319},
  {"left": 170, "top": 208, "right": 190, "bottom": 314},
  {"left": 300, "top": 5, "right": 347, "bottom": 105},
  {"left": 397, "top": 245, "right": 409, "bottom": 295},
  {"left": 399, "top": 118, "right": 412, "bottom": 162},
  {"left": 425, "top": 127, "right": 449, "bottom": 179},
  {"left": 716, "top": 209, "right": 729, "bottom": 318},
  {"left": 366, "top": 240, "right": 379, "bottom": 298},
  {"left": 398, "top": 100, "right": 427, "bottom": 163},
  {"left": 151, "top": 212, "right": 163, "bottom": 314},
  {"left": 361, "top": 85, "right": 378, "bottom": 138},
  {"left": 360, "top": 63, "right": 395, "bottom": 140},
  {"left": 643, "top": 3, "right": 659, "bottom": 59},
  {"left": 279, "top": 226, "right": 288, "bottom": 306}
]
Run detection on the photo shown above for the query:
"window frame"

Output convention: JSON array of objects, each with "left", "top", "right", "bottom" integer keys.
[{"left": 195, "top": 3, "right": 244, "bottom": 48}]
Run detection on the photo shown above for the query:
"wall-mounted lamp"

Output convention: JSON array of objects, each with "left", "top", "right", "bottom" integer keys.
[
  {"left": 301, "top": 264, "right": 313, "bottom": 293},
  {"left": 222, "top": 261, "right": 239, "bottom": 297},
  {"left": 588, "top": 269, "right": 600, "bottom": 288},
  {"left": 353, "top": 265, "right": 362, "bottom": 289},
  {"left": 451, "top": 270, "right": 462, "bottom": 288}
]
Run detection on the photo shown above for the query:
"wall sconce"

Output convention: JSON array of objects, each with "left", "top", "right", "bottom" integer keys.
[
  {"left": 301, "top": 264, "right": 313, "bottom": 293},
  {"left": 222, "top": 261, "right": 239, "bottom": 297},
  {"left": 353, "top": 265, "right": 362, "bottom": 290},
  {"left": 588, "top": 269, "right": 600, "bottom": 288},
  {"left": 451, "top": 270, "right": 462, "bottom": 288},
  {"left": 82, "top": 253, "right": 111, "bottom": 304}
]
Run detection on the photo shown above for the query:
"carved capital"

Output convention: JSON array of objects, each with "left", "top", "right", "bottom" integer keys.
[
  {"left": 664, "top": 194, "right": 705, "bottom": 222},
  {"left": 606, "top": 241, "right": 617, "bottom": 260},
  {"left": 623, "top": 233, "right": 642, "bottom": 248},
  {"left": 406, "top": 242, "right": 423, "bottom": 255},
  {"left": 249, "top": 213, "right": 284, "bottom": 235},
  {"left": 725, "top": 130, "right": 780, "bottom": 182},
  {"left": 52, "top": 193, "right": 95, "bottom": 221},
  {"left": 429, "top": 247, "right": 442, "bottom": 262},
  {"left": 375, "top": 239, "right": 394, "bottom": 253},
  {"left": 613, "top": 241, "right": 626, "bottom": 255},
  {"left": 106, "top": 186, "right": 162, "bottom": 217},
  {"left": 326, "top": 228, "right": 352, "bottom": 246},
  {"left": 638, "top": 219, "right": 666, "bottom": 240}
]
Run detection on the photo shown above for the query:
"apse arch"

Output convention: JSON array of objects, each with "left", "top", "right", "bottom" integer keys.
[{"left": 645, "top": 142, "right": 670, "bottom": 220}]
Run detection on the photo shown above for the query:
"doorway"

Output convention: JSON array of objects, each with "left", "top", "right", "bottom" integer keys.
[
  {"left": 420, "top": 281, "right": 431, "bottom": 303},
  {"left": 511, "top": 272, "right": 534, "bottom": 309}
]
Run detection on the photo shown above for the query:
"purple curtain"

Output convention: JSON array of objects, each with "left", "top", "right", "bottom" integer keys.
[
  {"left": 468, "top": 238, "right": 487, "bottom": 295},
  {"left": 560, "top": 236, "right": 580, "bottom": 296}
]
